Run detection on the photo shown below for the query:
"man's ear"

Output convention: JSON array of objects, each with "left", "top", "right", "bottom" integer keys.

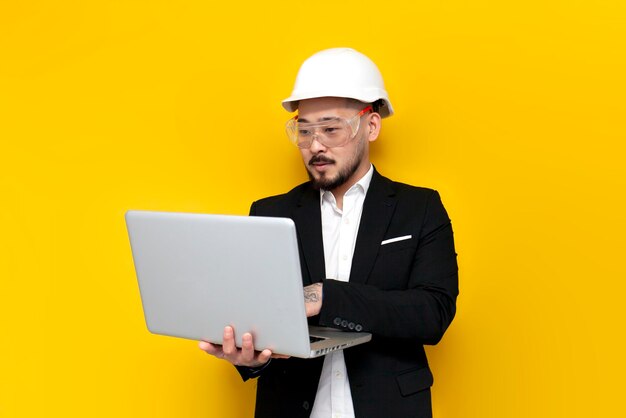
[{"left": 367, "top": 112, "right": 382, "bottom": 142}]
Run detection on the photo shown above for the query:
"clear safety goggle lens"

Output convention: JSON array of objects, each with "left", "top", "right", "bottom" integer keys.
[{"left": 285, "top": 105, "right": 372, "bottom": 149}]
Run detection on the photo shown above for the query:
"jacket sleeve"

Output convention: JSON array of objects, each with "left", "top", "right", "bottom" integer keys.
[
  {"left": 235, "top": 359, "right": 273, "bottom": 382},
  {"left": 318, "top": 190, "right": 459, "bottom": 345}
]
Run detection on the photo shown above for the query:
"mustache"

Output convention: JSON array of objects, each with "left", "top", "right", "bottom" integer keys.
[{"left": 308, "top": 155, "right": 336, "bottom": 165}]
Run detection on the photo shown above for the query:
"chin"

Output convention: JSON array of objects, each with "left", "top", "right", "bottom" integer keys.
[{"left": 310, "top": 173, "right": 346, "bottom": 191}]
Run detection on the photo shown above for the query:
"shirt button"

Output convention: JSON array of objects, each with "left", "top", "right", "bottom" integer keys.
[
  {"left": 348, "top": 322, "right": 355, "bottom": 330},
  {"left": 335, "top": 371, "right": 342, "bottom": 378},
  {"left": 355, "top": 324, "right": 363, "bottom": 332},
  {"left": 333, "top": 317, "right": 342, "bottom": 326},
  {"left": 342, "top": 254, "right": 348, "bottom": 261},
  {"left": 341, "top": 320, "right": 348, "bottom": 327}
]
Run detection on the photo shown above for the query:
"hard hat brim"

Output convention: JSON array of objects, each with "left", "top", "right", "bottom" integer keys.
[{"left": 282, "top": 91, "right": 394, "bottom": 118}]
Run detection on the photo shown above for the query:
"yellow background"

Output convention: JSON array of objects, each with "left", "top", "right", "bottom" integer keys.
[{"left": 1, "top": 1, "right": 625, "bottom": 416}]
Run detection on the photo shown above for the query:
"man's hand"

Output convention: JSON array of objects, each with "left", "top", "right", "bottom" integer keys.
[
  {"left": 304, "top": 282, "right": 323, "bottom": 317},
  {"left": 198, "top": 326, "right": 287, "bottom": 367}
]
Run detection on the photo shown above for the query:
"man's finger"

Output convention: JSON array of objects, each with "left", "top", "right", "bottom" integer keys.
[
  {"left": 222, "top": 326, "right": 236, "bottom": 355},
  {"left": 241, "top": 333, "right": 255, "bottom": 363},
  {"left": 257, "top": 349, "right": 273, "bottom": 364},
  {"left": 271, "top": 353, "right": 290, "bottom": 359},
  {"left": 199, "top": 340, "right": 220, "bottom": 355}
]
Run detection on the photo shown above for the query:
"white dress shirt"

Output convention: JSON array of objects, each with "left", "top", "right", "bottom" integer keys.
[{"left": 310, "top": 165, "right": 374, "bottom": 418}]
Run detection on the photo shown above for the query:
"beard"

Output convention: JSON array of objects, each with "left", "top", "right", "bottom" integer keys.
[{"left": 305, "top": 137, "right": 366, "bottom": 191}]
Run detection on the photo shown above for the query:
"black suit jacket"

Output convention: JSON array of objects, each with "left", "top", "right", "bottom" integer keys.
[{"left": 242, "top": 169, "right": 458, "bottom": 418}]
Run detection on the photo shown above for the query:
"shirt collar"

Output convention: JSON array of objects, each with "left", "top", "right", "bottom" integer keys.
[
  {"left": 354, "top": 163, "right": 374, "bottom": 195},
  {"left": 320, "top": 164, "right": 374, "bottom": 204}
]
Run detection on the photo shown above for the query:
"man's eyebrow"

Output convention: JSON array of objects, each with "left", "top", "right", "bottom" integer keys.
[{"left": 297, "top": 116, "right": 336, "bottom": 123}]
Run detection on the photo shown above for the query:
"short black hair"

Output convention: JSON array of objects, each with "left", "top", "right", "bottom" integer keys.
[
  {"left": 371, "top": 99, "right": 385, "bottom": 114},
  {"left": 347, "top": 98, "right": 385, "bottom": 114}
]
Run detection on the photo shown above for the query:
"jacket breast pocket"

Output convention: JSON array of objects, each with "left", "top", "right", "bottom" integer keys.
[
  {"left": 368, "top": 239, "right": 416, "bottom": 289},
  {"left": 396, "top": 366, "right": 434, "bottom": 397},
  {"left": 378, "top": 236, "right": 416, "bottom": 255}
]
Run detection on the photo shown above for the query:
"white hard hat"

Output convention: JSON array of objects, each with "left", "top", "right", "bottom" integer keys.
[{"left": 282, "top": 48, "right": 394, "bottom": 118}]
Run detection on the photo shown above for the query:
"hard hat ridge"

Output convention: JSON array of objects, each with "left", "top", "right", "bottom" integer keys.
[{"left": 282, "top": 48, "right": 394, "bottom": 118}]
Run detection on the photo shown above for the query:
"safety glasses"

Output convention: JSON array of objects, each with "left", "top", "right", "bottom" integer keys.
[{"left": 285, "top": 105, "right": 372, "bottom": 149}]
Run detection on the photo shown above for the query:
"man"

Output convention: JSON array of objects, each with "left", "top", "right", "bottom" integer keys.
[{"left": 199, "top": 48, "right": 458, "bottom": 418}]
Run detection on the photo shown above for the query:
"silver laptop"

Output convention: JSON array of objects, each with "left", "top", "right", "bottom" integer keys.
[{"left": 125, "top": 210, "right": 371, "bottom": 358}]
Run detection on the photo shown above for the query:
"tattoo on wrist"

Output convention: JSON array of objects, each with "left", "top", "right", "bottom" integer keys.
[{"left": 304, "top": 283, "right": 322, "bottom": 303}]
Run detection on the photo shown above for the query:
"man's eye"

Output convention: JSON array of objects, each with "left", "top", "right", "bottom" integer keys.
[{"left": 298, "top": 129, "right": 312, "bottom": 136}]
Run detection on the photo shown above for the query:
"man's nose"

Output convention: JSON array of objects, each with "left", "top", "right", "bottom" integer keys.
[{"left": 308, "top": 134, "right": 328, "bottom": 153}]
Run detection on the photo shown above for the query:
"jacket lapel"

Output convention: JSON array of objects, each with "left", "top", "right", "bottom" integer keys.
[
  {"left": 349, "top": 170, "right": 397, "bottom": 284},
  {"left": 293, "top": 186, "right": 326, "bottom": 285}
]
